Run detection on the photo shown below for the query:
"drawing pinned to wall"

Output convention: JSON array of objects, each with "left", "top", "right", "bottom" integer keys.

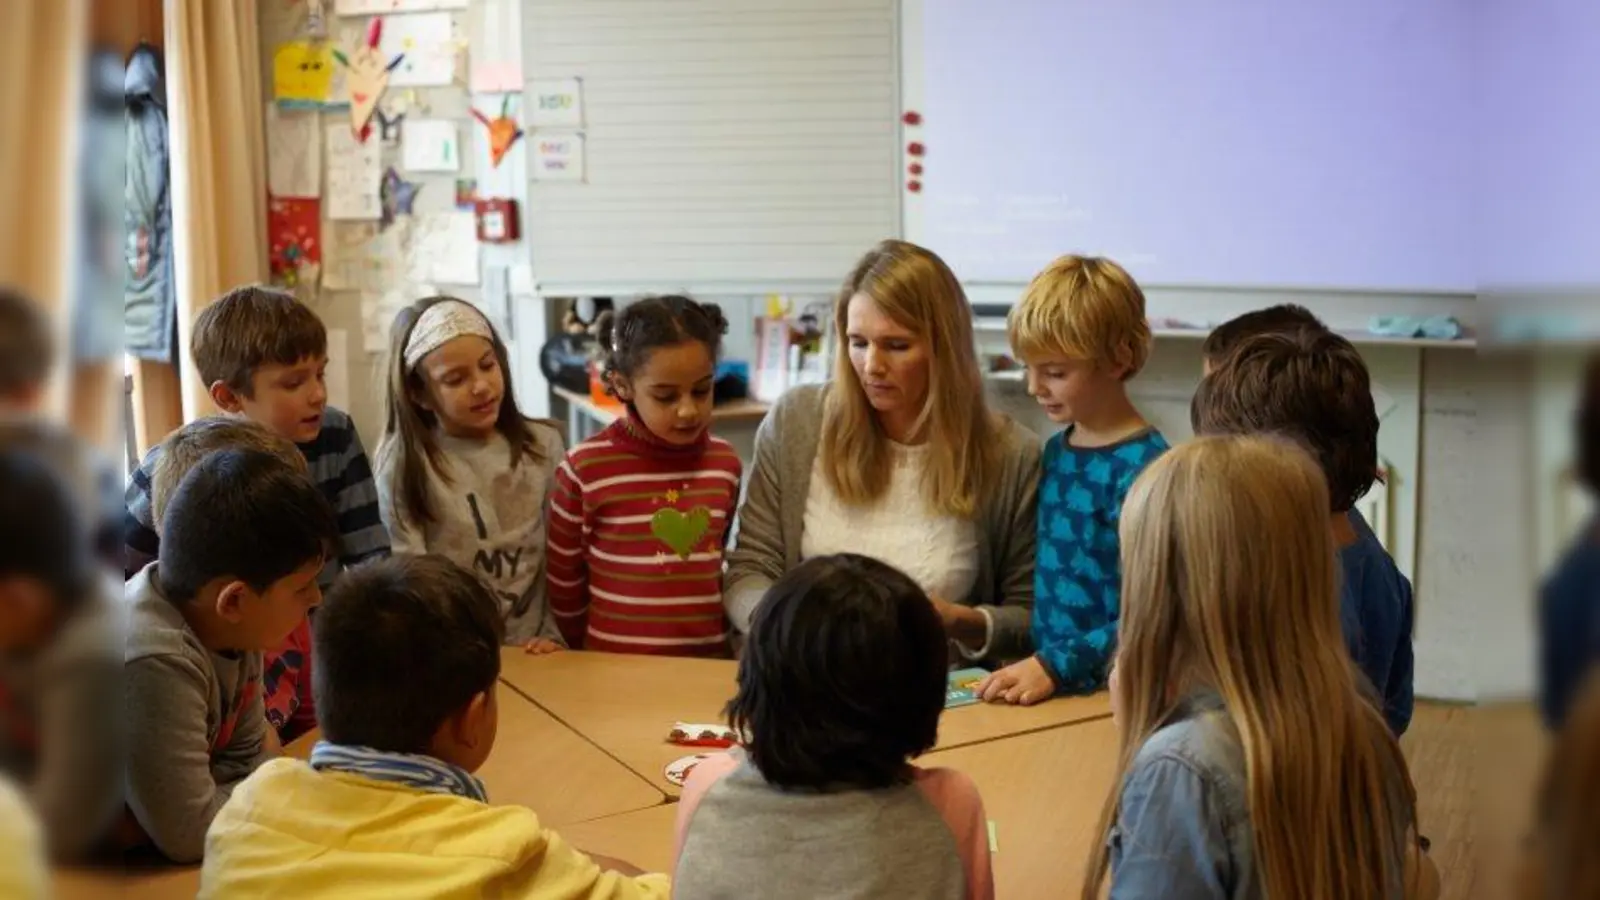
[
  {"left": 378, "top": 12, "right": 459, "bottom": 87},
  {"left": 379, "top": 167, "right": 422, "bottom": 229},
  {"left": 273, "top": 40, "right": 339, "bottom": 108},
  {"left": 374, "top": 108, "right": 405, "bottom": 146},
  {"left": 333, "top": 17, "right": 404, "bottom": 141},
  {"left": 469, "top": 0, "right": 524, "bottom": 93},
  {"left": 335, "top": 0, "right": 466, "bottom": 14},
  {"left": 471, "top": 96, "right": 525, "bottom": 167},
  {"left": 268, "top": 197, "right": 323, "bottom": 288},
  {"left": 531, "top": 132, "right": 585, "bottom": 182},
  {"left": 454, "top": 178, "right": 477, "bottom": 210},
  {"left": 403, "top": 119, "right": 460, "bottom": 172},
  {"left": 266, "top": 107, "right": 321, "bottom": 198},
  {"left": 529, "top": 78, "right": 583, "bottom": 128},
  {"left": 405, "top": 212, "right": 481, "bottom": 285},
  {"left": 326, "top": 122, "right": 384, "bottom": 219},
  {"left": 323, "top": 220, "right": 406, "bottom": 290}
]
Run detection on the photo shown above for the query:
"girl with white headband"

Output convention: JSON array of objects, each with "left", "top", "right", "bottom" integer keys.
[{"left": 374, "top": 296, "right": 567, "bottom": 648}]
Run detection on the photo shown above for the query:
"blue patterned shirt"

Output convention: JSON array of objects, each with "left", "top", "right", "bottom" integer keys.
[{"left": 1035, "top": 426, "right": 1169, "bottom": 693}]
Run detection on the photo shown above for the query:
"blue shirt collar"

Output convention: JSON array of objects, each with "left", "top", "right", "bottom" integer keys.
[{"left": 309, "top": 741, "right": 488, "bottom": 803}]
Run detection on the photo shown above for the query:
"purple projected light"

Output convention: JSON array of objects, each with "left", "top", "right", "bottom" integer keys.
[{"left": 920, "top": 0, "right": 1474, "bottom": 292}]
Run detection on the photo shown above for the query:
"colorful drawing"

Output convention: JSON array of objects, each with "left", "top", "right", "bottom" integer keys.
[
  {"left": 268, "top": 197, "right": 322, "bottom": 288},
  {"left": 333, "top": 17, "right": 405, "bottom": 142},
  {"left": 471, "top": 95, "right": 525, "bottom": 167},
  {"left": 273, "top": 40, "right": 338, "bottom": 108},
  {"left": 378, "top": 167, "right": 421, "bottom": 229}
]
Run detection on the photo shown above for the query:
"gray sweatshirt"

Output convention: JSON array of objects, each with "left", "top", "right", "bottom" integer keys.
[
  {"left": 375, "top": 424, "right": 566, "bottom": 645},
  {"left": 722, "top": 384, "right": 1042, "bottom": 663},
  {"left": 124, "top": 565, "right": 272, "bottom": 863}
]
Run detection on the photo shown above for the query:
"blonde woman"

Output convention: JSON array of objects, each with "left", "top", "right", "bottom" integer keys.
[
  {"left": 1089, "top": 435, "right": 1435, "bottom": 900},
  {"left": 724, "top": 240, "right": 1040, "bottom": 664}
]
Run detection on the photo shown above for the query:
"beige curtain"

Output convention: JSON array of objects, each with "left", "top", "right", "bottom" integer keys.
[
  {"left": 0, "top": 0, "right": 86, "bottom": 414},
  {"left": 167, "top": 0, "right": 268, "bottom": 419}
]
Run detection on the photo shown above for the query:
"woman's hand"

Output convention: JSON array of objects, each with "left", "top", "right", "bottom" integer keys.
[
  {"left": 927, "top": 594, "right": 988, "bottom": 649},
  {"left": 524, "top": 638, "right": 564, "bottom": 655},
  {"left": 976, "top": 656, "right": 1056, "bottom": 706}
]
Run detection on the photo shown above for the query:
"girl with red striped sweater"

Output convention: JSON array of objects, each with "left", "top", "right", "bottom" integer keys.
[{"left": 541, "top": 297, "right": 742, "bottom": 657}]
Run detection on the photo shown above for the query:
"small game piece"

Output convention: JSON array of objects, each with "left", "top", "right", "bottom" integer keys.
[
  {"left": 946, "top": 667, "right": 988, "bottom": 708},
  {"left": 667, "top": 722, "right": 738, "bottom": 748}
]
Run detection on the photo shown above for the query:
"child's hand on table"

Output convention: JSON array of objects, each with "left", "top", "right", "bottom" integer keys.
[
  {"left": 976, "top": 656, "right": 1055, "bottom": 706},
  {"left": 524, "top": 638, "right": 564, "bottom": 655}
]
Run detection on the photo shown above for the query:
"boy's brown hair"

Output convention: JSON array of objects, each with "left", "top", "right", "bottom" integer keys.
[
  {"left": 1191, "top": 328, "right": 1379, "bottom": 513},
  {"left": 150, "top": 417, "right": 305, "bottom": 529},
  {"left": 0, "top": 286, "right": 55, "bottom": 399},
  {"left": 191, "top": 286, "right": 327, "bottom": 397},
  {"left": 1200, "top": 303, "right": 1326, "bottom": 367},
  {"left": 1007, "top": 255, "right": 1150, "bottom": 379}
]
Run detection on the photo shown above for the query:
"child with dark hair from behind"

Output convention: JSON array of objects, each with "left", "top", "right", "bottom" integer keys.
[
  {"left": 1199, "top": 302, "right": 1325, "bottom": 375},
  {"left": 545, "top": 296, "right": 743, "bottom": 657},
  {"left": 1191, "top": 326, "right": 1415, "bottom": 735},
  {"left": 124, "top": 449, "right": 338, "bottom": 863},
  {"left": 200, "top": 554, "right": 670, "bottom": 899},
  {"left": 376, "top": 296, "right": 567, "bottom": 648},
  {"left": 674, "top": 554, "right": 994, "bottom": 900},
  {"left": 1538, "top": 353, "right": 1600, "bottom": 730}
]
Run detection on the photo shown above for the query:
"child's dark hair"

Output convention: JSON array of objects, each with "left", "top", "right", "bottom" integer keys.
[
  {"left": 1577, "top": 352, "right": 1600, "bottom": 493},
  {"left": 0, "top": 286, "right": 55, "bottom": 398},
  {"left": 190, "top": 285, "right": 327, "bottom": 397},
  {"left": 595, "top": 295, "right": 728, "bottom": 389},
  {"left": 726, "top": 553, "right": 948, "bottom": 790},
  {"left": 159, "top": 448, "right": 338, "bottom": 604},
  {"left": 379, "top": 296, "right": 552, "bottom": 527},
  {"left": 1191, "top": 328, "right": 1378, "bottom": 513},
  {"left": 0, "top": 447, "right": 92, "bottom": 610},
  {"left": 1201, "top": 303, "right": 1326, "bottom": 365},
  {"left": 313, "top": 554, "right": 504, "bottom": 754}
]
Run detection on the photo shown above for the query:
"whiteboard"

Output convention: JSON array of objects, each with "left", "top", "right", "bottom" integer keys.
[
  {"left": 911, "top": 0, "right": 1473, "bottom": 292},
  {"left": 521, "top": 0, "right": 901, "bottom": 294}
]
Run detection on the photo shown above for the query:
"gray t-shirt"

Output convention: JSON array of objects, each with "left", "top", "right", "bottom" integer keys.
[{"left": 376, "top": 424, "right": 565, "bottom": 645}]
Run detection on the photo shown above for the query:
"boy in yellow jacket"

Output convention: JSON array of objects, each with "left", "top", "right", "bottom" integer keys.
[{"left": 199, "top": 555, "right": 669, "bottom": 899}]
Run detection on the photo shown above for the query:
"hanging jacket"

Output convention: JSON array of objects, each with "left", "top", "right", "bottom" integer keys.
[
  {"left": 73, "top": 47, "right": 125, "bottom": 365},
  {"left": 123, "top": 44, "right": 176, "bottom": 362}
]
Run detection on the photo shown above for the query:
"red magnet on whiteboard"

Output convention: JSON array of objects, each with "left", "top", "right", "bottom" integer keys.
[
  {"left": 908, "top": 162, "right": 923, "bottom": 175},
  {"left": 906, "top": 180, "right": 922, "bottom": 193},
  {"left": 906, "top": 142, "right": 925, "bottom": 156},
  {"left": 902, "top": 110, "right": 922, "bottom": 126}
]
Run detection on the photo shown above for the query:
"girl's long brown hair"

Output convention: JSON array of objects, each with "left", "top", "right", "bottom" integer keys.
[
  {"left": 1084, "top": 435, "right": 1419, "bottom": 900},
  {"left": 376, "top": 296, "right": 551, "bottom": 526},
  {"left": 1524, "top": 671, "right": 1600, "bottom": 899},
  {"left": 818, "top": 239, "right": 1000, "bottom": 518}
]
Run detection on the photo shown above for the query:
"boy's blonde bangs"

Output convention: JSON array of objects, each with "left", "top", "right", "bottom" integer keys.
[{"left": 1006, "top": 255, "right": 1151, "bottom": 376}]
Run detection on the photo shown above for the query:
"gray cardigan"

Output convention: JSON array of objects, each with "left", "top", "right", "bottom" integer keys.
[{"left": 723, "top": 383, "right": 1041, "bottom": 663}]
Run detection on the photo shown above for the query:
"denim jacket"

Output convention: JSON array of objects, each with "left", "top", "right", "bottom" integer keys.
[{"left": 1108, "top": 692, "right": 1411, "bottom": 899}]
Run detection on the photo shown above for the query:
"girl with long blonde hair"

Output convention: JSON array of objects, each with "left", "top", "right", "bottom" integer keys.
[
  {"left": 724, "top": 240, "right": 1040, "bottom": 663},
  {"left": 1088, "top": 435, "right": 1428, "bottom": 899}
]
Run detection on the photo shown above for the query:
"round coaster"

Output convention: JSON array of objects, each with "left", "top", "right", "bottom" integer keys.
[{"left": 664, "top": 753, "right": 713, "bottom": 787}]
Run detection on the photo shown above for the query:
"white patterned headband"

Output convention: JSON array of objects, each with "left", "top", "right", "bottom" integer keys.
[{"left": 404, "top": 300, "right": 494, "bottom": 370}]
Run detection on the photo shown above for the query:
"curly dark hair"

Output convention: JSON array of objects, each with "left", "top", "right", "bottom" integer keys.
[
  {"left": 725, "top": 554, "right": 948, "bottom": 791},
  {"left": 594, "top": 296, "right": 728, "bottom": 390},
  {"left": 1191, "top": 327, "right": 1379, "bottom": 513}
]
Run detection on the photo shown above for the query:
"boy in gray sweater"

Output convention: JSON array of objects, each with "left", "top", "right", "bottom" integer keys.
[{"left": 124, "top": 448, "right": 338, "bottom": 863}]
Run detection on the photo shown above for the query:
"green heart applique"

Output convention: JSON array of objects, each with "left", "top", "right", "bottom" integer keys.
[{"left": 651, "top": 506, "right": 712, "bottom": 559}]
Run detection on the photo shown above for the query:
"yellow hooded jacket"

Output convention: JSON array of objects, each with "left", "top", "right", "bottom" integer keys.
[{"left": 199, "top": 759, "right": 670, "bottom": 900}]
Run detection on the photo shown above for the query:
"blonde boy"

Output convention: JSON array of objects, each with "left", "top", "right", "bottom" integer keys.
[{"left": 976, "top": 256, "right": 1169, "bottom": 704}]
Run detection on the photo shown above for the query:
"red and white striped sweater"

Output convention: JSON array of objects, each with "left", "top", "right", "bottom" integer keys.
[{"left": 546, "top": 414, "right": 742, "bottom": 656}]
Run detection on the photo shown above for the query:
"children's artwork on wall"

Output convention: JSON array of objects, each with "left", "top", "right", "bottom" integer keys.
[
  {"left": 333, "top": 18, "right": 404, "bottom": 141},
  {"left": 266, "top": 106, "right": 321, "bottom": 198},
  {"left": 268, "top": 197, "right": 323, "bottom": 288},
  {"left": 402, "top": 118, "right": 460, "bottom": 172},
  {"left": 335, "top": 0, "right": 466, "bottom": 15},
  {"left": 374, "top": 108, "right": 405, "bottom": 146},
  {"left": 529, "top": 78, "right": 584, "bottom": 128},
  {"left": 303, "top": 0, "right": 329, "bottom": 37},
  {"left": 323, "top": 220, "right": 406, "bottom": 290},
  {"left": 379, "top": 167, "right": 422, "bottom": 229},
  {"left": 379, "top": 12, "right": 459, "bottom": 87},
  {"left": 531, "top": 131, "right": 585, "bottom": 182},
  {"left": 273, "top": 40, "right": 338, "bottom": 108},
  {"left": 405, "top": 212, "right": 481, "bottom": 285},
  {"left": 454, "top": 178, "right": 477, "bottom": 210},
  {"left": 471, "top": 96, "right": 525, "bottom": 168},
  {"left": 326, "top": 122, "right": 383, "bottom": 220}
]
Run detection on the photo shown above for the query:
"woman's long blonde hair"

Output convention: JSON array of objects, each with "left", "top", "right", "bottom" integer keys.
[
  {"left": 818, "top": 240, "right": 999, "bottom": 518},
  {"left": 1084, "top": 435, "right": 1419, "bottom": 900}
]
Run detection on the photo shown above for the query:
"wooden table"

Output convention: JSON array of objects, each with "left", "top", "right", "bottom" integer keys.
[
  {"left": 498, "top": 649, "right": 1111, "bottom": 795},
  {"left": 553, "top": 386, "right": 770, "bottom": 443},
  {"left": 559, "top": 717, "right": 1123, "bottom": 896}
]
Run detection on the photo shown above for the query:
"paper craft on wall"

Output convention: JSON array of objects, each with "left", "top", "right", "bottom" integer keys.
[
  {"left": 531, "top": 132, "right": 585, "bottom": 182},
  {"left": 303, "top": 0, "right": 329, "bottom": 37},
  {"left": 335, "top": 0, "right": 466, "bottom": 14},
  {"left": 405, "top": 212, "right": 481, "bottom": 285},
  {"left": 454, "top": 178, "right": 477, "bottom": 209},
  {"left": 471, "top": 96, "right": 525, "bottom": 167},
  {"left": 379, "top": 167, "right": 422, "bottom": 229},
  {"left": 273, "top": 41, "right": 338, "bottom": 108},
  {"left": 325, "top": 123, "right": 383, "bottom": 220},
  {"left": 268, "top": 197, "right": 323, "bottom": 288},
  {"left": 266, "top": 107, "right": 321, "bottom": 198},
  {"left": 469, "top": 0, "right": 524, "bottom": 93},
  {"left": 402, "top": 119, "right": 460, "bottom": 172},
  {"left": 379, "top": 12, "right": 459, "bottom": 87},
  {"left": 323, "top": 220, "right": 407, "bottom": 290},
  {"left": 333, "top": 18, "right": 404, "bottom": 141},
  {"left": 374, "top": 109, "right": 404, "bottom": 146},
  {"left": 529, "top": 78, "right": 584, "bottom": 128}
]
